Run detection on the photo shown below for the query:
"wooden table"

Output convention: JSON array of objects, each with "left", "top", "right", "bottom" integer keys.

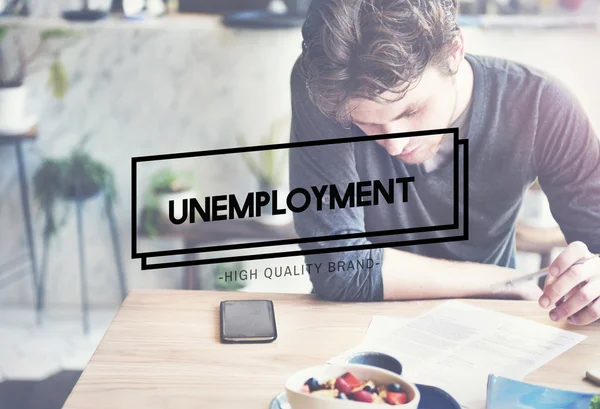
[{"left": 62, "top": 290, "right": 600, "bottom": 409}]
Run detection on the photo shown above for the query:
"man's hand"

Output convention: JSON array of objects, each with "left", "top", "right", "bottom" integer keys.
[
  {"left": 539, "top": 241, "right": 600, "bottom": 326},
  {"left": 488, "top": 280, "right": 543, "bottom": 301}
]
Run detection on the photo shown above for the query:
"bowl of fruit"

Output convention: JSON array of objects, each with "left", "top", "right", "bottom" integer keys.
[{"left": 285, "top": 364, "right": 420, "bottom": 409}]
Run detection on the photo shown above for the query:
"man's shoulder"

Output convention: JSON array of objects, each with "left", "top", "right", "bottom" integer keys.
[
  {"left": 469, "top": 53, "right": 574, "bottom": 115},
  {"left": 469, "top": 53, "right": 552, "bottom": 90}
]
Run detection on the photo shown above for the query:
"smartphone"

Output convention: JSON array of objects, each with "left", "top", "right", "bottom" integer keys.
[{"left": 219, "top": 300, "right": 277, "bottom": 344}]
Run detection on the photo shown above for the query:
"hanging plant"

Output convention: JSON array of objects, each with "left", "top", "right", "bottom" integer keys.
[
  {"left": 0, "top": 24, "right": 78, "bottom": 98},
  {"left": 33, "top": 146, "right": 116, "bottom": 241}
]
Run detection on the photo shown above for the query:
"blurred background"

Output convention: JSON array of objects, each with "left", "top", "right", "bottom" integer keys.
[{"left": 0, "top": 0, "right": 599, "bottom": 408}]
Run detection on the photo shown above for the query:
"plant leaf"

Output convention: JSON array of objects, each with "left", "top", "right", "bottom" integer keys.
[
  {"left": 48, "top": 57, "right": 69, "bottom": 99},
  {"left": 0, "top": 26, "right": 10, "bottom": 43},
  {"left": 40, "top": 28, "right": 80, "bottom": 41}
]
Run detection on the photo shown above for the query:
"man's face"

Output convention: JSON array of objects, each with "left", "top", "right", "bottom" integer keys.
[{"left": 348, "top": 66, "right": 456, "bottom": 165}]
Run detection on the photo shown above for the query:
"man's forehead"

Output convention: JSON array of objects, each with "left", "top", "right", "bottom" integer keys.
[
  {"left": 349, "top": 95, "right": 419, "bottom": 123},
  {"left": 348, "top": 70, "right": 435, "bottom": 119}
]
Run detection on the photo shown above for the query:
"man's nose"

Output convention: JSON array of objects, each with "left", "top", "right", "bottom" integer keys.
[
  {"left": 381, "top": 121, "right": 409, "bottom": 136},
  {"left": 378, "top": 138, "right": 410, "bottom": 156}
]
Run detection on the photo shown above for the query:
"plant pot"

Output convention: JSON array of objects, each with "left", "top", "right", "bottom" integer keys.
[
  {"left": 0, "top": 85, "right": 30, "bottom": 134},
  {"left": 519, "top": 189, "right": 558, "bottom": 228},
  {"left": 62, "top": 182, "right": 103, "bottom": 202}
]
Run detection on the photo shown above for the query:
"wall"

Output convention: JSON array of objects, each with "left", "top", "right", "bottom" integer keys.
[{"left": 0, "top": 13, "right": 304, "bottom": 307}]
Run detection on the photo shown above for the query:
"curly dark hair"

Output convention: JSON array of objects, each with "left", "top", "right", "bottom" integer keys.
[{"left": 299, "top": 0, "right": 461, "bottom": 126}]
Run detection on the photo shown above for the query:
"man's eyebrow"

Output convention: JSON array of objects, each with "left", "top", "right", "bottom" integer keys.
[{"left": 352, "top": 102, "right": 421, "bottom": 126}]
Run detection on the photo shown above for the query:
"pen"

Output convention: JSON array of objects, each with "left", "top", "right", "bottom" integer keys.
[{"left": 493, "top": 253, "right": 599, "bottom": 291}]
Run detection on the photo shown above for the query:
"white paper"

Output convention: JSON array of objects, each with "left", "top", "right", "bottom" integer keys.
[
  {"left": 364, "top": 316, "right": 410, "bottom": 343},
  {"left": 327, "top": 316, "right": 410, "bottom": 364},
  {"left": 329, "top": 301, "right": 586, "bottom": 409}
]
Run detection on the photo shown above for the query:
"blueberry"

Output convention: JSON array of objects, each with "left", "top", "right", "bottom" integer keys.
[
  {"left": 363, "top": 385, "right": 374, "bottom": 393},
  {"left": 304, "top": 378, "right": 320, "bottom": 392},
  {"left": 387, "top": 383, "right": 402, "bottom": 393},
  {"left": 338, "top": 392, "right": 348, "bottom": 400}
]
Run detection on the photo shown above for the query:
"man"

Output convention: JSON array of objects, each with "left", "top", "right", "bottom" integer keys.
[{"left": 288, "top": 0, "right": 600, "bottom": 325}]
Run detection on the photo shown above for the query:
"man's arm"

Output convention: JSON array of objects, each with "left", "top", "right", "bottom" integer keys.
[
  {"left": 531, "top": 77, "right": 600, "bottom": 325},
  {"left": 381, "top": 248, "right": 541, "bottom": 300},
  {"left": 289, "top": 59, "right": 384, "bottom": 302},
  {"left": 534, "top": 78, "right": 600, "bottom": 253},
  {"left": 289, "top": 60, "right": 535, "bottom": 302}
]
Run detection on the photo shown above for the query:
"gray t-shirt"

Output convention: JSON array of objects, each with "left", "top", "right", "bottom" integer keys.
[
  {"left": 421, "top": 99, "right": 472, "bottom": 173},
  {"left": 289, "top": 53, "right": 600, "bottom": 302}
]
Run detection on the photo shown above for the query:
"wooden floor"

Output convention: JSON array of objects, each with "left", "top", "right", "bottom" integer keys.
[{"left": 0, "top": 371, "right": 81, "bottom": 409}]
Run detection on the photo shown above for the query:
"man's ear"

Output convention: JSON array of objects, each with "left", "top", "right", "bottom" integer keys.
[{"left": 447, "top": 30, "right": 466, "bottom": 75}]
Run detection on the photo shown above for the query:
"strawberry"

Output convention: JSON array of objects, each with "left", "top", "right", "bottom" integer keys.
[
  {"left": 386, "top": 391, "right": 408, "bottom": 405},
  {"left": 341, "top": 372, "right": 363, "bottom": 389},
  {"left": 334, "top": 377, "right": 352, "bottom": 395},
  {"left": 352, "top": 390, "right": 374, "bottom": 403},
  {"left": 300, "top": 385, "right": 310, "bottom": 394}
]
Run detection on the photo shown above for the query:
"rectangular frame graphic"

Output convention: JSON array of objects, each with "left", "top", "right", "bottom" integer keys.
[{"left": 132, "top": 127, "right": 468, "bottom": 269}]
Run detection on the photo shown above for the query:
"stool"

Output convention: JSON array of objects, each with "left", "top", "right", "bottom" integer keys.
[
  {"left": 38, "top": 191, "right": 127, "bottom": 334},
  {"left": 0, "top": 129, "right": 40, "bottom": 316}
]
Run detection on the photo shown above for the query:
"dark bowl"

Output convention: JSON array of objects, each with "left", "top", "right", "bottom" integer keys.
[
  {"left": 222, "top": 10, "right": 306, "bottom": 28},
  {"left": 344, "top": 351, "right": 403, "bottom": 376},
  {"left": 62, "top": 9, "right": 108, "bottom": 21}
]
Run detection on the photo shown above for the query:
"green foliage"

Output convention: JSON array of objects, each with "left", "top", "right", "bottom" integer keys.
[
  {"left": 141, "top": 168, "right": 194, "bottom": 237},
  {"left": 63, "top": 149, "right": 117, "bottom": 202},
  {"left": 33, "top": 158, "right": 68, "bottom": 239},
  {"left": 590, "top": 396, "right": 600, "bottom": 409},
  {"left": 0, "top": 25, "right": 78, "bottom": 98},
  {"left": 148, "top": 168, "right": 193, "bottom": 195},
  {"left": 0, "top": 26, "right": 10, "bottom": 43},
  {"left": 236, "top": 117, "right": 289, "bottom": 191},
  {"left": 39, "top": 28, "right": 80, "bottom": 41},
  {"left": 33, "top": 148, "right": 116, "bottom": 240},
  {"left": 48, "top": 56, "right": 69, "bottom": 99}
]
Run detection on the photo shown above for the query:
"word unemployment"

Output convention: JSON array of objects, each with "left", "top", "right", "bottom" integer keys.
[{"left": 169, "top": 177, "right": 415, "bottom": 224}]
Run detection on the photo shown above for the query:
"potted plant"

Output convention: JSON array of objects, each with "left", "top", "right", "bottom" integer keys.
[
  {"left": 33, "top": 145, "right": 116, "bottom": 241},
  {"left": 0, "top": 25, "right": 78, "bottom": 133},
  {"left": 141, "top": 168, "right": 195, "bottom": 237},
  {"left": 236, "top": 116, "right": 292, "bottom": 226}
]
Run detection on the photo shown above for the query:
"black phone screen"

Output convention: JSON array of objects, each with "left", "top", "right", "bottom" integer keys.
[{"left": 220, "top": 300, "right": 277, "bottom": 343}]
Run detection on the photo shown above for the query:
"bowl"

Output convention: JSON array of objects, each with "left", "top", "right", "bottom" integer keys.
[
  {"left": 285, "top": 363, "right": 421, "bottom": 409},
  {"left": 344, "top": 352, "right": 403, "bottom": 375}
]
